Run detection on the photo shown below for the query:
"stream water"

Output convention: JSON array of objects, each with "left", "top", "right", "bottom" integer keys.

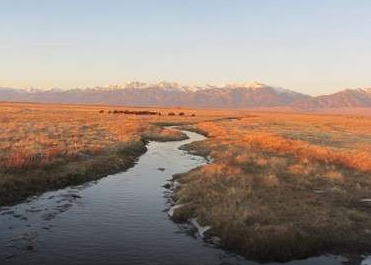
[{"left": 0, "top": 130, "right": 366, "bottom": 265}]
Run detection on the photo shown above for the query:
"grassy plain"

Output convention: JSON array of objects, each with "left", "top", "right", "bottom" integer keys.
[
  {"left": 2, "top": 102, "right": 371, "bottom": 261},
  {"left": 174, "top": 112, "right": 371, "bottom": 261},
  {"left": 0, "top": 102, "right": 236, "bottom": 206}
]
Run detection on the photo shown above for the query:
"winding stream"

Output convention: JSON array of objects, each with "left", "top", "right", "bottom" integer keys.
[{"left": 0, "top": 130, "right": 364, "bottom": 265}]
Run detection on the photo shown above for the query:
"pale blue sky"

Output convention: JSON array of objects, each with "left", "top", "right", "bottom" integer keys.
[{"left": 1, "top": 0, "right": 370, "bottom": 95}]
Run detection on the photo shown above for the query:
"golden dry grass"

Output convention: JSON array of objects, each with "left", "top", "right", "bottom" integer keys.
[
  {"left": 0, "top": 102, "right": 236, "bottom": 205},
  {"left": 4, "top": 102, "right": 371, "bottom": 261},
  {"left": 196, "top": 112, "right": 371, "bottom": 172},
  {"left": 173, "top": 112, "right": 371, "bottom": 261},
  {"left": 0, "top": 102, "right": 236, "bottom": 172}
]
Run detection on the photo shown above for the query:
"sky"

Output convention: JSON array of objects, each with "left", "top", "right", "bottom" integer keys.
[{"left": 1, "top": 0, "right": 371, "bottom": 95}]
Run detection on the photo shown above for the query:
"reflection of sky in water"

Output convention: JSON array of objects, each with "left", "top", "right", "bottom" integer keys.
[{"left": 0, "top": 131, "right": 366, "bottom": 265}]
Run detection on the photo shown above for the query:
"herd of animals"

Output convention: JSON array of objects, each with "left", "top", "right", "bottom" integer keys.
[{"left": 99, "top": 109, "right": 195, "bottom": 116}]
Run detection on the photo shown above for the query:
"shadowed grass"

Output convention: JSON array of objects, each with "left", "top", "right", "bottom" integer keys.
[{"left": 0, "top": 140, "right": 147, "bottom": 206}]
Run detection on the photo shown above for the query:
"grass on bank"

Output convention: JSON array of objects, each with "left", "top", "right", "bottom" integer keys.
[
  {"left": 171, "top": 114, "right": 371, "bottom": 262},
  {"left": 0, "top": 102, "right": 234, "bottom": 206},
  {"left": 4, "top": 102, "right": 371, "bottom": 262}
]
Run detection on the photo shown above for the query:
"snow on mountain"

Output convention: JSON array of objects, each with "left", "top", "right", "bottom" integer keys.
[{"left": 3, "top": 82, "right": 371, "bottom": 111}]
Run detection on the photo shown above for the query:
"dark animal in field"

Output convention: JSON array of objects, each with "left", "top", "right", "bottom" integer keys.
[
  {"left": 168, "top": 112, "right": 175, "bottom": 116},
  {"left": 99, "top": 110, "right": 104, "bottom": 113},
  {"left": 108, "top": 110, "right": 159, "bottom": 115},
  {"left": 191, "top": 114, "right": 196, "bottom": 117},
  {"left": 106, "top": 109, "right": 159, "bottom": 115},
  {"left": 178, "top": 112, "right": 185, "bottom": 116}
]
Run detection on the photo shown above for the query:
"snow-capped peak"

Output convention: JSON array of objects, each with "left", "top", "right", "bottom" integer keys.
[
  {"left": 222, "top": 81, "right": 267, "bottom": 90},
  {"left": 105, "top": 81, "right": 201, "bottom": 92},
  {"left": 356, "top": 88, "right": 371, "bottom": 94}
]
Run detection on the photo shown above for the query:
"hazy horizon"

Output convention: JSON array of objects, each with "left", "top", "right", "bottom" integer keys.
[
  {"left": 1, "top": 0, "right": 370, "bottom": 96},
  {"left": 1, "top": 80, "right": 370, "bottom": 97}
]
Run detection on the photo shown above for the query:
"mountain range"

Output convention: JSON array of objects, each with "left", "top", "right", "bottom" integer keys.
[{"left": 1, "top": 81, "right": 371, "bottom": 112}]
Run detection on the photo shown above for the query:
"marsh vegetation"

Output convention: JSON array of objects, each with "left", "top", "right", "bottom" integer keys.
[
  {"left": 171, "top": 113, "right": 371, "bottom": 261},
  {"left": 2, "top": 102, "right": 371, "bottom": 263},
  {"left": 0, "top": 103, "right": 231, "bottom": 206}
]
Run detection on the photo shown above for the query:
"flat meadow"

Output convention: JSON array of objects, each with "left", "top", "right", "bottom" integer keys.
[
  {"left": 174, "top": 112, "right": 371, "bottom": 261},
  {"left": 0, "top": 102, "right": 236, "bottom": 205},
  {"left": 2, "top": 102, "right": 371, "bottom": 261}
]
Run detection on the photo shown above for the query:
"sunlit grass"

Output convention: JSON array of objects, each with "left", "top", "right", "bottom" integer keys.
[
  {"left": 0, "top": 102, "right": 235, "bottom": 205},
  {"left": 173, "top": 112, "right": 371, "bottom": 261}
]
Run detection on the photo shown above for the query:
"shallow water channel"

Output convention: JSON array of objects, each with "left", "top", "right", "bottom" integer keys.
[{"left": 0, "top": 130, "right": 367, "bottom": 265}]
